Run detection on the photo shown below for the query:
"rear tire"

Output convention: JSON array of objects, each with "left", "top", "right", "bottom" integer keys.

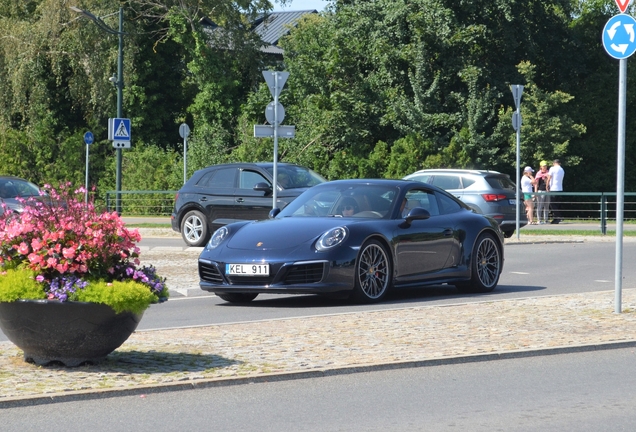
[
  {"left": 181, "top": 210, "right": 209, "bottom": 247},
  {"left": 456, "top": 233, "right": 501, "bottom": 293},
  {"left": 502, "top": 230, "right": 514, "bottom": 238},
  {"left": 350, "top": 239, "right": 392, "bottom": 303},
  {"left": 216, "top": 293, "right": 258, "bottom": 303}
]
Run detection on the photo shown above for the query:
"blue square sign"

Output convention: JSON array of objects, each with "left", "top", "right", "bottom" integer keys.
[{"left": 112, "top": 118, "right": 131, "bottom": 141}]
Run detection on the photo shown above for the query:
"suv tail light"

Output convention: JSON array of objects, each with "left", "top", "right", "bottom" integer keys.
[{"left": 481, "top": 194, "right": 507, "bottom": 202}]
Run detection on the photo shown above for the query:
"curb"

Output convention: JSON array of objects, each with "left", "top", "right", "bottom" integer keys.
[{"left": 2, "top": 339, "right": 636, "bottom": 408}]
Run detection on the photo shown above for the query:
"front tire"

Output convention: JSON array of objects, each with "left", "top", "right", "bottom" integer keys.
[
  {"left": 350, "top": 240, "right": 392, "bottom": 303},
  {"left": 216, "top": 293, "right": 258, "bottom": 303},
  {"left": 181, "top": 210, "right": 209, "bottom": 247},
  {"left": 457, "top": 233, "right": 501, "bottom": 293}
]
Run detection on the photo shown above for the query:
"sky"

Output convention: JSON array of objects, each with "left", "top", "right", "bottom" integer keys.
[{"left": 273, "top": 0, "right": 330, "bottom": 12}]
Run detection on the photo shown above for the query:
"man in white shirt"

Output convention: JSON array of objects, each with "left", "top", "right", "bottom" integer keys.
[{"left": 548, "top": 159, "right": 565, "bottom": 224}]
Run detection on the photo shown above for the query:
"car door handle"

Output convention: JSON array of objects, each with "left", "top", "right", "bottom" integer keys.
[
  {"left": 443, "top": 229, "right": 453, "bottom": 237},
  {"left": 236, "top": 198, "right": 244, "bottom": 203},
  {"left": 199, "top": 197, "right": 208, "bottom": 202}
]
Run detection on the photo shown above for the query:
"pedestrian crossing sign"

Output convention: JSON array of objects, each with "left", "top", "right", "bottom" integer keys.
[{"left": 108, "top": 118, "right": 132, "bottom": 148}]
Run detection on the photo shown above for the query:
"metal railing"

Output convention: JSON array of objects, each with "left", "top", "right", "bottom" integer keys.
[
  {"left": 104, "top": 190, "right": 636, "bottom": 234},
  {"left": 105, "top": 190, "right": 177, "bottom": 216},
  {"left": 529, "top": 192, "right": 636, "bottom": 234}
]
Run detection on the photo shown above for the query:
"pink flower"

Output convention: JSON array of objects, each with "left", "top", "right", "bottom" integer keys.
[
  {"left": 62, "top": 247, "right": 76, "bottom": 259},
  {"left": 17, "top": 242, "right": 30, "bottom": 255}
]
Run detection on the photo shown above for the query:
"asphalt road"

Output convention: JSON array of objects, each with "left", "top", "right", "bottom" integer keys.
[
  {"left": 2, "top": 240, "right": 635, "bottom": 342},
  {"left": 135, "top": 240, "right": 636, "bottom": 330},
  {"left": 3, "top": 347, "right": 635, "bottom": 431}
]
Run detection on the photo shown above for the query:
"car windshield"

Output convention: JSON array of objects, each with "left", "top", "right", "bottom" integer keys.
[
  {"left": 277, "top": 184, "right": 399, "bottom": 218},
  {"left": 0, "top": 179, "right": 42, "bottom": 199},
  {"left": 264, "top": 165, "right": 326, "bottom": 189}
]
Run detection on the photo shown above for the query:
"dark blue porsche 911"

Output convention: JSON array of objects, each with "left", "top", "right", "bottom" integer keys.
[{"left": 198, "top": 179, "right": 504, "bottom": 304}]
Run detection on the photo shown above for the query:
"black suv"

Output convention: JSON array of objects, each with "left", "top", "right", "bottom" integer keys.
[{"left": 171, "top": 163, "right": 326, "bottom": 246}]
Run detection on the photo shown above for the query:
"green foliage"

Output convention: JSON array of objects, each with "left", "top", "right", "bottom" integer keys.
[
  {"left": 0, "top": 0, "right": 632, "bottom": 196},
  {"left": 0, "top": 269, "right": 47, "bottom": 302},
  {"left": 76, "top": 279, "right": 159, "bottom": 315}
]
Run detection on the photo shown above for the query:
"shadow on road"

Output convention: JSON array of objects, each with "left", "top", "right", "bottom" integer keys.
[{"left": 212, "top": 284, "right": 547, "bottom": 309}]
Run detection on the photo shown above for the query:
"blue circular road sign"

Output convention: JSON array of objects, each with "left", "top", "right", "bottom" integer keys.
[
  {"left": 84, "top": 131, "right": 94, "bottom": 145},
  {"left": 603, "top": 14, "right": 636, "bottom": 59}
]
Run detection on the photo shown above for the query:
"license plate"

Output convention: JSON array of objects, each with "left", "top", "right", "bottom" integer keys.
[
  {"left": 509, "top": 199, "right": 516, "bottom": 205},
  {"left": 226, "top": 263, "right": 270, "bottom": 276}
]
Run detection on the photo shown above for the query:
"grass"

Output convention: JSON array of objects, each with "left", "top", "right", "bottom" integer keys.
[
  {"left": 523, "top": 230, "right": 636, "bottom": 236},
  {"left": 125, "top": 223, "right": 172, "bottom": 228}
]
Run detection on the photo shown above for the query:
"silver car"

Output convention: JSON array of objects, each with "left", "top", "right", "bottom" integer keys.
[
  {"left": 403, "top": 169, "right": 527, "bottom": 238},
  {"left": 0, "top": 176, "right": 46, "bottom": 216}
]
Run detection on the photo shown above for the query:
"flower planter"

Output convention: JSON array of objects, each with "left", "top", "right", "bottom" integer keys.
[{"left": 0, "top": 300, "right": 143, "bottom": 366}]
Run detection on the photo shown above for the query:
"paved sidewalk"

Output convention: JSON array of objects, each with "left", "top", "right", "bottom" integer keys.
[{"left": 2, "top": 287, "right": 636, "bottom": 407}]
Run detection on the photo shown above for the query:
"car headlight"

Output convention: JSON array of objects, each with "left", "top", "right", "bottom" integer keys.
[
  {"left": 316, "top": 227, "right": 348, "bottom": 251},
  {"left": 207, "top": 226, "right": 229, "bottom": 250}
]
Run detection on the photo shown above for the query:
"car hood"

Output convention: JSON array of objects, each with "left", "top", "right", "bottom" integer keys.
[{"left": 226, "top": 217, "right": 350, "bottom": 251}]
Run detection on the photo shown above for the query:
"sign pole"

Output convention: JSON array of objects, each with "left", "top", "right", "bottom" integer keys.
[
  {"left": 601, "top": 9, "right": 635, "bottom": 312},
  {"left": 179, "top": 123, "right": 191, "bottom": 185},
  {"left": 273, "top": 73, "right": 279, "bottom": 209},
  {"left": 615, "top": 58, "right": 627, "bottom": 313},
  {"left": 85, "top": 142, "right": 90, "bottom": 203},
  {"left": 510, "top": 85, "right": 524, "bottom": 241},
  {"left": 257, "top": 70, "right": 293, "bottom": 206},
  {"left": 83, "top": 131, "right": 94, "bottom": 204}
]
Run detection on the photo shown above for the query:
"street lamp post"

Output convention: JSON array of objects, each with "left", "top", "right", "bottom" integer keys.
[{"left": 70, "top": 6, "right": 125, "bottom": 214}]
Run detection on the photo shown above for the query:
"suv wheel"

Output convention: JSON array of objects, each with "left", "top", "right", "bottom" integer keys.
[{"left": 181, "top": 210, "right": 209, "bottom": 247}]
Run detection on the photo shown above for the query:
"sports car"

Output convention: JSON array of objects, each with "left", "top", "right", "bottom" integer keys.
[{"left": 198, "top": 179, "right": 504, "bottom": 304}]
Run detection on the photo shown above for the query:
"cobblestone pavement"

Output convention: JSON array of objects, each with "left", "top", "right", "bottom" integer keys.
[{"left": 1, "top": 232, "right": 636, "bottom": 407}]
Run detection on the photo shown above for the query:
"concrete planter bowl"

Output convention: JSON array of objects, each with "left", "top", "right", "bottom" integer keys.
[{"left": 0, "top": 300, "right": 143, "bottom": 366}]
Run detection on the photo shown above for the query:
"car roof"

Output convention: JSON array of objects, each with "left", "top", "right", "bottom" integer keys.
[
  {"left": 0, "top": 175, "right": 29, "bottom": 180},
  {"left": 407, "top": 169, "right": 502, "bottom": 176},
  {"left": 313, "top": 178, "right": 445, "bottom": 191},
  {"left": 199, "top": 162, "right": 302, "bottom": 170}
]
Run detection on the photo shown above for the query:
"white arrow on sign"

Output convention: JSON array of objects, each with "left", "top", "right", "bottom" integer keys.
[
  {"left": 608, "top": 21, "right": 621, "bottom": 39},
  {"left": 612, "top": 43, "right": 629, "bottom": 54},
  {"left": 625, "top": 23, "right": 635, "bottom": 41}
]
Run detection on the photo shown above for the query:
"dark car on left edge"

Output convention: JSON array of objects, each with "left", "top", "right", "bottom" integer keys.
[
  {"left": 171, "top": 162, "right": 327, "bottom": 247},
  {"left": 0, "top": 176, "right": 46, "bottom": 217},
  {"left": 198, "top": 179, "right": 505, "bottom": 304}
]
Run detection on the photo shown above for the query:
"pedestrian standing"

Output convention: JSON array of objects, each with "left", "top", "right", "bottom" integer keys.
[
  {"left": 521, "top": 166, "right": 536, "bottom": 224},
  {"left": 548, "top": 159, "right": 565, "bottom": 224},
  {"left": 535, "top": 161, "right": 550, "bottom": 224}
]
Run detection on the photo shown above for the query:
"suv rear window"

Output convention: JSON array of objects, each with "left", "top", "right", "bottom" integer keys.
[{"left": 485, "top": 175, "right": 515, "bottom": 191}]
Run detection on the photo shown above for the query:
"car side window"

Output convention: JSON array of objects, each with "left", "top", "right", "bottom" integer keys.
[
  {"left": 204, "top": 168, "right": 235, "bottom": 188},
  {"left": 240, "top": 170, "right": 269, "bottom": 189},
  {"left": 461, "top": 177, "right": 476, "bottom": 188},
  {"left": 403, "top": 190, "right": 439, "bottom": 216},
  {"left": 435, "top": 192, "right": 462, "bottom": 215},
  {"left": 431, "top": 175, "right": 461, "bottom": 190},
  {"left": 408, "top": 174, "right": 431, "bottom": 184}
]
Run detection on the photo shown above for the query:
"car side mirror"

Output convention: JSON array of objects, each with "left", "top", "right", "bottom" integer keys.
[
  {"left": 402, "top": 207, "right": 431, "bottom": 227},
  {"left": 269, "top": 208, "right": 281, "bottom": 218},
  {"left": 254, "top": 182, "right": 273, "bottom": 195}
]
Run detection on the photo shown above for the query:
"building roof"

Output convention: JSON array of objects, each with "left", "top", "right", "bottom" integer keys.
[
  {"left": 253, "top": 10, "right": 317, "bottom": 54},
  {"left": 200, "top": 10, "right": 317, "bottom": 55}
]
